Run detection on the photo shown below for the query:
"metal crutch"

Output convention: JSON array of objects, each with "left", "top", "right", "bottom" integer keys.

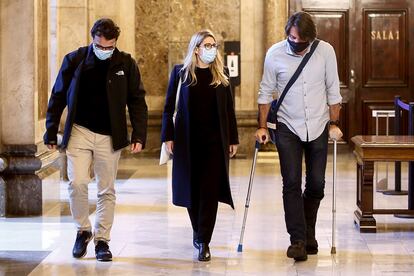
[
  {"left": 331, "top": 139, "right": 337, "bottom": 254},
  {"left": 237, "top": 140, "right": 261, "bottom": 252}
]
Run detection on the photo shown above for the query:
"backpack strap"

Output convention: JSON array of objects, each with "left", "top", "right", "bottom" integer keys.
[{"left": 72, "top": 46, "right": 88, "bottom": 69}]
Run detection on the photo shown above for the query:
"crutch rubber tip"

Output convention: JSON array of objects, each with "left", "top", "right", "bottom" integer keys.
[
  {"left": 330, "top": 247, "right": 336, "bottom": 254},
  {"left": 237, "top": 244, "right": 243, "bottom": 252}
]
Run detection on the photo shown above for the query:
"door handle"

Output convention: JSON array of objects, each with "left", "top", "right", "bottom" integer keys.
[{"left": 350, "top": 69, "right": 355, "bottom": 83}]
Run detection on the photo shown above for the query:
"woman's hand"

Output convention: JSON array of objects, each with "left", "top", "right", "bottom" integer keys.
[
  {"left": 229, "top": 144, "right": 238, "bottom": 158},
  {"left": 165, "top": 141, "right": 174, "bottom": 155}
]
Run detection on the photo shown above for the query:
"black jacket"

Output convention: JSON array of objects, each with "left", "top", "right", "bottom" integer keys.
[
  {"left": 161, "top": 64, "right": 239, "bottom": 208},
  {"left": 44, "top": 45, "right": 148, "bottom": 151}
]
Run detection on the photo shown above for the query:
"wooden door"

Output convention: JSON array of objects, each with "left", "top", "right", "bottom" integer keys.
[
  {"left": 354, "top": 0, "right": 413, "bottom": 137},
  {"left": 289, "top": 0, "right": 414, "bottom": 141}
]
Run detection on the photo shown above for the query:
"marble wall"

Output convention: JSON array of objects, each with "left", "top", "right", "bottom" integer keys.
[
  {"left": 133, "top": 0, "right": 287, "bottom": 156},
  {"left": 136, "top": 0, "right": 241, "bottom": 111}
]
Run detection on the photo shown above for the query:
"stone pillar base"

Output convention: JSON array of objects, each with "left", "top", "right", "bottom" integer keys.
[
  {"left": 0, "top": 145, "right": 42, "bottom": 217},
  {"left": 3, "top": 175, "right": 42, "bottom": 216}
]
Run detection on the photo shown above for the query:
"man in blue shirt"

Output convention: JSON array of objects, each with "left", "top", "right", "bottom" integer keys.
[{"left": 256, "top": 12, "right": 343, "bottom": 261}]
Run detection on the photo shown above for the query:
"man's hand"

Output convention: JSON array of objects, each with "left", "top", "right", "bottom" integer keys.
[
  {"left": 329, "top": 125, "right": 343, "bottom": 141},
  {"left": 46, "top": 144, "right": 58, "bottom": 150},
  {"left": 229, "top": 144, "right": 238, "bottom": 158},
  {"left": 255, "top": 128, "right": 270, "bottom": 144},
  {"left": 130, "top": 142, "right": 143, "bottom": 153},
  {"left": 328, "top": 103, "right": 342, "bottom": 141}
]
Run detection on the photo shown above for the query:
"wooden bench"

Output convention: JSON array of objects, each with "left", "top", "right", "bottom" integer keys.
[{"left": 351, "top": 135, "right": 414, "bottom": 232}]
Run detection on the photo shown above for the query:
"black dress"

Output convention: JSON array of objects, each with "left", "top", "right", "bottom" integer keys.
[{"left": 187, "top": 67, "right": 226, "bottom": 244}]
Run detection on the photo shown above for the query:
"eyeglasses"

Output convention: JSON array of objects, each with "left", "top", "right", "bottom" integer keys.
[
  {"left": 199, "top": 43, "right": 219, "bottom": 50},
  {"left": 94, "top": 43, "right": 116, "bottom": 51}
]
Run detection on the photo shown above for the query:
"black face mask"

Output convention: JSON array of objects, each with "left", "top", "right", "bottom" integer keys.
[{"left": 287, "top": 38, "right": 310, "bottom": 53}]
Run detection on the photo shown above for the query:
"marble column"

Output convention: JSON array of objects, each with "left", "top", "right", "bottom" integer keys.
[
  {"left": 238, "top": 0, "right": 264, "bottom": 156},
  {"left": 237, "top": 0, "right": 288, "bottom": 156},
  {"left": 50, "top": 0, "right": 89, "bottom": 181},
  {"left": 56, "top": 0, "right": 89, "bottom": 68},
  {"left": 0, "top": 0, "right": 49, "bottom": 216},
  {"left": 89, "top": 0, "right": 136, "bottom": 58},
  {"left": 264, "top": 0, "right": 288, "bottom": 51},
  {"left": 240, "top": 0, "right": 263, "bottom": 111}
]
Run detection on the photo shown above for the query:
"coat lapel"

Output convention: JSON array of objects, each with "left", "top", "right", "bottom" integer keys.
[{"left": 181, "top": 79, "right": 191, "bottom": 112}]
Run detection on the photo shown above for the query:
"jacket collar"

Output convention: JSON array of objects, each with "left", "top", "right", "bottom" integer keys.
[{"left": 83, "top": 44, "right": 123, "bottom": 70}]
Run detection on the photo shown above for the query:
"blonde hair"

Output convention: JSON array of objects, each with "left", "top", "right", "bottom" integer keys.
[{"left": 181, "top": 29, "right": 229, "bottom": 87}]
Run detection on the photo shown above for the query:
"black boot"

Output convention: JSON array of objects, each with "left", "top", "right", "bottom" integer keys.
[
  {"left": 198, "top": 243, "right": 211, "bottom": 261},
  {"left": 193, "top": 231, "right": 199, "bottom": 249},
  {"left": 303, "top": 196, "right": 321, "bottom": 255}
]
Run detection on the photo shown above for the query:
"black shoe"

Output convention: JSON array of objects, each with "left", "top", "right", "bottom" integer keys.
[
  {"left": 198, "top": 243, "right": 211, "bottom": 262},
  {"left": 95, "top": 241, "right": 112, "bottom": 262},
  {"left": 306, "top": 239, "right": 318, "bottom": 255},
  {"left": 287, "top": 240, "right": 307, "bottom": 261},
  {"left": 193, "top": 231, "right": 199, "bottom": 249},
  {"left": 72, "top": 231, "right": 93, "bottom": 258}
]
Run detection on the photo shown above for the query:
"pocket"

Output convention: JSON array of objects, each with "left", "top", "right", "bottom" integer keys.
[{"left": 68, "top": 124, "right": 88, "bottom": 150}]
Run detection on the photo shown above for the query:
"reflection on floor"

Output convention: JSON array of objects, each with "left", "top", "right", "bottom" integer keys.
[
  {"left": 1, "top": 147, "right": 414, "bottom": 275},
  {"left": 0, "top": 251, "right": 51, "bottom": 276}
]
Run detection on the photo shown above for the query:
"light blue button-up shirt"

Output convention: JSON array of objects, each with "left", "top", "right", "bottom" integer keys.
[{"left": 258, "top": 39, "right": 342, "bottom": 142}]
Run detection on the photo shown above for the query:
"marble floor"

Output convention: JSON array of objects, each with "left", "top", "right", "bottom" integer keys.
[{"left": 1, "top": 146, "right": 414, "bottom": 275}]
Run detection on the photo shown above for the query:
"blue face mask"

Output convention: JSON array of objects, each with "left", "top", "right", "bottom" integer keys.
[
  {"left": 93, "top": 43, "right": 114, "bottom": 60},
  {"left": 199, "top": 47, "right": 217, "bottom": 64}
]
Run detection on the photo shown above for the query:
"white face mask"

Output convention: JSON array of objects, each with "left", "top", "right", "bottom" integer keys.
[
  {"left": 92, "top": 43, "right": 114, "bottom": 60},
  {"left": 199, "top": 47, "right": 217, "bottom": 64}
]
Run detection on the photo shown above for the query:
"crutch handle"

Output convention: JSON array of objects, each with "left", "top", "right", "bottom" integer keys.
[{"left": 255, "top": 140, "right": 261, "bottom": 149}]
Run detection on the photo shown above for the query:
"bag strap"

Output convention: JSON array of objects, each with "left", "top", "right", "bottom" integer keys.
[
  {"left": 173, "top": 76, "right": 182, "bottom": 118},
  {"left": 273, "top": 39, "right": 320, "bottom": 112}
]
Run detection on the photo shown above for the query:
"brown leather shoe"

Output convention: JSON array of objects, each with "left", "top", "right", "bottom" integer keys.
[
  {"left": 306, "top": 239, "right": 318, "bottom": 255},
  {"left": 287, "top": 240, "right": 307, "bottom": 261}
]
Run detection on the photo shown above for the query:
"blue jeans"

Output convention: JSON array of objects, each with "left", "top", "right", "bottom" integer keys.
[{"left": 274, "top": 123, "right": 328, "bottom": 243}]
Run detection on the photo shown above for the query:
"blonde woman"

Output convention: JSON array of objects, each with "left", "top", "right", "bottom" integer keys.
[{"left": 161, "top": 30, "right": 239, "bottom": 261}]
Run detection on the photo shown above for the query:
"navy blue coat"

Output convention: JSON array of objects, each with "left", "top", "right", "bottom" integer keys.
[
  {"left": 44, "top": 45, "right": 148, "bottom": 151},
  {"left": 161, "top": 65, "right": 239, "bottom": 208}
]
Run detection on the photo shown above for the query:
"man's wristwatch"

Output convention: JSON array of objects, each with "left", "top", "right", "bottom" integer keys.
[{"left": 329, "top": 120, "right": 340, "bottom": 126}]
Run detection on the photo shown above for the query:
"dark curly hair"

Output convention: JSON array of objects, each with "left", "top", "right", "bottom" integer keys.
[
  {"left": 90, "top": 18, "right": 120, "bottom": 40},
  {"left": 285, "top": 12, "right": 317, "bottom": 41}
]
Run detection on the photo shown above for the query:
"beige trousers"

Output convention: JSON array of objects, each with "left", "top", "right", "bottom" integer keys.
[{"left": 66, "top": 124, "right": 121, "bottom": 242}]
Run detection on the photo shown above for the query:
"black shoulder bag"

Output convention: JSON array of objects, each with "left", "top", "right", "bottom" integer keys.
[{"left": 267, "top": 40, "right": 320, "bottom": 144}]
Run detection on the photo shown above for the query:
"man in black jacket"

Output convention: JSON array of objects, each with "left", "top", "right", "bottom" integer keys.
[{"left": 44, "top": 18, "right": 148, "bottom": 262}]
